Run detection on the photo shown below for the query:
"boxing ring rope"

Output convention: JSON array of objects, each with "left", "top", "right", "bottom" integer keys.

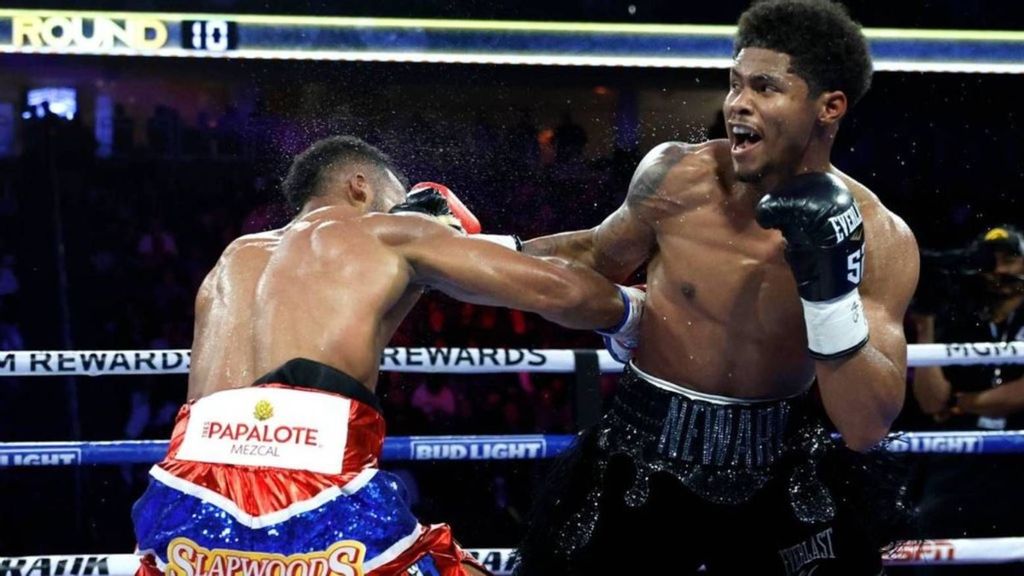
[
  {"left": 2, "top": 429, "right": 1023, "bottom": 467},
  {"left": 1, "top": 341, "right": 1022, "bottom": 376},
  {"left": 3, "top": 537, "right": 1024, "bottom": 576},
  {"left": 3, "top": 343, "right": 1024, "bottom": 569}
]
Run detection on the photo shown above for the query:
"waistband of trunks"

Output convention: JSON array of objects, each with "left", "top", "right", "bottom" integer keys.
[
  {"left": 252, "top": 358, "right": 382, "bottom": 414},
  {"left": 609, "top": 363, "right": 809, "bottom": 469}
]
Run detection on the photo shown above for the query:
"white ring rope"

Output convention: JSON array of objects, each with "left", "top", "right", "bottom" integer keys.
[
  {"left": 0, "top": 342, "right": 1021, "bottom": 376},
  {"left": 3, "top": 344, "right": 1023, "bottom": 568},
  {"left": 2, "top": 538, "right": 1023, "bottom": 575}
]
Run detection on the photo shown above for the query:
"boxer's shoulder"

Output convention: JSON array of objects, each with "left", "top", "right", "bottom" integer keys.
[
  {"left": 224, "top": 230, "right": 281, "bottom": 253},
  {"left": 634, "top": 141, "right": 720, "bottom": 186},
  {"left": 358, "top": 211, "right": 456, "bottom": 251},
  {"left": 212, "top": 231, "right": 281, "bottom": 274},
  {"left": 832, "top": 169, "right": 877, "bottom": 210},
  {"left": 830, "top": 169, "right": 916, "bottom": 253},
  {"left": 627, "top": 140, "right": 725, "bottom": 219}
]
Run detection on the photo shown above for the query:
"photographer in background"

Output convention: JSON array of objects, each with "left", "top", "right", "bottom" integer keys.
[
  {"left": 908, "top": 225, "right": 1024, "bottom": 575},
  {"left": 912, "top": 225, "right": 1024, "bottom": 428}
]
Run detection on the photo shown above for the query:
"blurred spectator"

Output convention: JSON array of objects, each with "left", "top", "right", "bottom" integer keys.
[
  {"left": 113, "top": 104, "right": 135, "bottom": 154},
  {"left": 147, "top": 105, "right": 182, "bottom": 155},
  {"left": 505, "top": 107, "right": 540, "bottom": 171},
  {"left": 240, "top": 178, "right": 289, "bottom": 234},
  {"left": 553, "top": 110, "right": 587, "bottom": 163},
  {"left": 411, "top": 375, "right": 458, "bottom": 426},
  {"left": 152, "top": 269, "right": 190, "bottom": 317},
  {"left": 0, "top": 252, "right": 18, "bottom": 297},
  {"left": 0, "top": 300, "right": 24, "bottom": 350},
  {"left": 136, "top": 218, "right": 179, "bottom": 266},
  {"left": 216, "top": 104, "right": 244, "bottom": 156}
]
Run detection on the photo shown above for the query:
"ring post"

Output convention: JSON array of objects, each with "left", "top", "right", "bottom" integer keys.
[{"left": 572, "top": 349, "right": 601, "bottom": 431}]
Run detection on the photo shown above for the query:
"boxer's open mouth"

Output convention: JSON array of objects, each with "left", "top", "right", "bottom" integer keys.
[{"left": 730, "top": 124, "right": 763, "bottom": 154}]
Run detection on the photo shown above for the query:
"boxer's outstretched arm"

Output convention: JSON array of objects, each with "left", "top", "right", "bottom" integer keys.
[
  {"left": 523, "top": 142, "right": 690, "bottom": 282},
  {"left": 522, "top": 206, "right": 651, "bottom": 284},
  {"left": 815, "top": 215, "right": 919, "bottom": 452},
  {"left": 382, "top": 215, "right": 626, "bottom": 330}
]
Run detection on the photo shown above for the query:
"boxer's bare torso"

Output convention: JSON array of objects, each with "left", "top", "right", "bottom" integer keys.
[
  {"left": 529, "top": 140, "right": 916, "bottom": 400},
  {"left": 188, "top": 207, "right": 421, "bottom": 399},
  {"left": 632, "top": 140, "right": 914, "bottom": 398},
  {"left": 188, "top": 203, "right": 626, "bottom": 402}
]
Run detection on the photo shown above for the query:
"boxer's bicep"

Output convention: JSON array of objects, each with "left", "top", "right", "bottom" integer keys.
[
  {"left": 860, "top": 215, "right": 920, "bottom": 373},
  {"left": 523, "top": 228, "right": 601, "bottom": 268},
  {"left": 522, "top": 218, "right": 650, "bottom": 283},
  {"left": 815, "top": 218, "right": 918, "bottom": 449},
  {"left": 524, "top": 143, "right": 688, "bottom": 281},
  {"left": 590, "top": 141, "right": 695, "bottom": 280},
  {"left": 843, "top": 254, "right": 916, "bottom": 431},
  {"left": 587, "top": 204, "right": 656, "bottom": 282}
]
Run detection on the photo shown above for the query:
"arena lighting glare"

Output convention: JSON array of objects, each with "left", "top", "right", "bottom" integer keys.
[
  {"left": 25, "top": 86, "right": 77, "bottom": 120},
  {"left": 2, "top": 8, "right": 1024, "bottom": 72}
]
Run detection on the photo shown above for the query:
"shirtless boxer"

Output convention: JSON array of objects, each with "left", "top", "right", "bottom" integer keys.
[
  {"left": 514, "top": 1, "right": 919, "bottom": 574},
  {"left": 131, "top": 136, "right": 643, "bottom": 576}
]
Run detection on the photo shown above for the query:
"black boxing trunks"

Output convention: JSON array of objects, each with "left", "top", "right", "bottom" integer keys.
[
  {"left": 133, "top": 358, "right": 488, "bottom": 576},
  {"left": 514, "top": 363, "right": 908, "bottom": 575}
]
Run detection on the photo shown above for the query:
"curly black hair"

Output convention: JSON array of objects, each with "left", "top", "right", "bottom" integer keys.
[
  {"left": 735, "top": 0, "right": 873, "bottom": 106},
  {"left": 281, "top": 136, "right": 406, "bottom": 211}
]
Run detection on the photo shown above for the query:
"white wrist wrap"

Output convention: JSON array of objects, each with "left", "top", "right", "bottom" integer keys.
[
  {"left": 800, "top": 289, "right": 869, "bottom": 359},
  {"left": 474, "top": 234, "right": 522, "bottom": 251},
  {"left": 597, "top": 285, "right": 646, "bottom": 363},
  {"left": 597, "top": 285, "right": 644, "bottom": 337}
]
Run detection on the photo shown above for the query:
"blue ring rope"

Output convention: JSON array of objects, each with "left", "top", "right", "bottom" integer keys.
[{"left": 1, "top": 431, "right": 1022, "bottom": 467}]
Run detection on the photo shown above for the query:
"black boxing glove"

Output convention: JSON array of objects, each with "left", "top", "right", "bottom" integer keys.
[
  {"left": 756, "top": 173, "right": 868, "bottom": 359},
  {"left": 389, "top": 183, "right": 522, "bottom": 251},
  {"left": 389, "top": 184, "right": 467, "bottom": 233}
]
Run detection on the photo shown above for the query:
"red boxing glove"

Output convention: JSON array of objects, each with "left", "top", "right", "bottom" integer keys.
[{"left": 408, "top": 182, "right": 482, "bottom": 235}]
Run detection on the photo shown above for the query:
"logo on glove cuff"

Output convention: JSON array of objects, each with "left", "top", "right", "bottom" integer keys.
[
  {"left": 828, "top": 204, "right": 863, "bottom": 244},
  {"left": 846, "top": 248, "right": 864, "bottom": 284}
]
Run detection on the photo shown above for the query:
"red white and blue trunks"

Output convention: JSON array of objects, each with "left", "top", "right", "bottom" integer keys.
[{"left": 132, "top": 358, "right": 487, "bottom": 576}]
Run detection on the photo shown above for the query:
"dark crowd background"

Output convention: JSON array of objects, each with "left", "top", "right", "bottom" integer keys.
[{"left": 0, "top": 1, "right": 1022, "bottom": 572}]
